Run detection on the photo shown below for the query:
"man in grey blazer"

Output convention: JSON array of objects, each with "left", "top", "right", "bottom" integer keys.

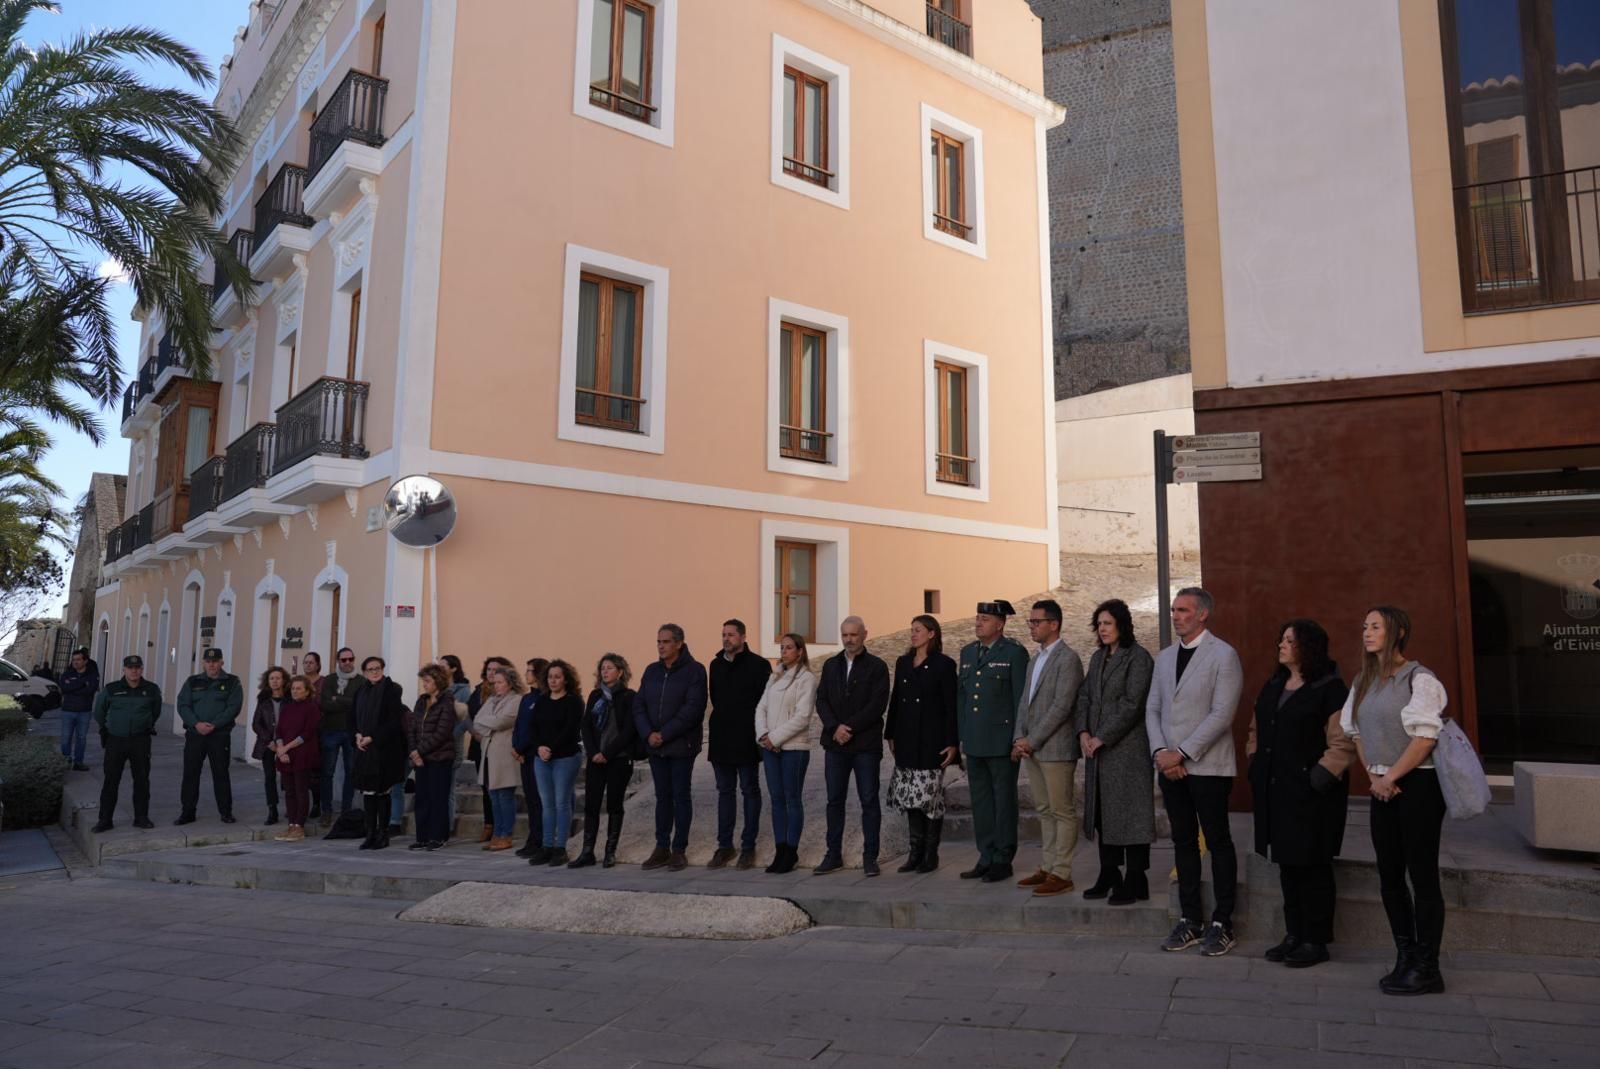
[
  {"left": 1145, "top": 586, "right": 1244, "bottom": 957},
  {"left": 1011, "top": 600, "right": 1085, "bottom": 897}
]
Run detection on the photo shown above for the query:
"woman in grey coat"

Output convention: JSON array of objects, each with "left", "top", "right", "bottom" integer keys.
[{"left": 1074, "top": 599, "right": 1156, "bottom": 905}]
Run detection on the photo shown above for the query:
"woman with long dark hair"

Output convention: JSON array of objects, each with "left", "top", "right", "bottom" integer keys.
[
  {"left": 352, "top": 656, "right": 408, "bottom": 850},
  {"left": 572, "top": 653, "right": 638, "bottom": 868},
  {"left": 409, "top": 664, "right": 462, "bottom": 850},
  {"left": 251, "top": 666, "right": 290, "bottom": 827},
  {"left": 1247, "top": 619, "right": 1353, "bottom": 968},
  {"left": 755, "top": 633, "right": 816, "bottom": 874},
  {"left": 1073, "top": 599, "right": 1156, "bottom": 904},
  {"left": 884, "top": 614, "right": 959, "bottom": 873},
  {"left": 513, "top": 658, "right": 550, "bottom": 860},
  {"left": 440, "top": 654, "right": 472, "bottom": 831},
  {"left": 1340, "top": 606, "right": 1448, "bottom": 995},
  {"left": 531, "top": 659, "right": 585, "bottom": 865}
]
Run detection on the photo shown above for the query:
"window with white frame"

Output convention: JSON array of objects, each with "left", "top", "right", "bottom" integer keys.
[
  {"left": 770, "top": 36, "right": 849, "bottom": 208},
  {"left": 558, "top": 244, "right": 669, "bottom": 453},
  {"left": 767, "top": 299, "right": 849, "bottom": 480},
  {"left": 923, "top": 340, "right": 990, "bottom": 501},
  {"left": 574, "top": 0, "right": 677, "bottom": 147},
  {"left": 759, "top": 519, "right": 848, "bottom": 657},
  {"left": 920, "top": 103, "right": 986, "bottom": 258}
]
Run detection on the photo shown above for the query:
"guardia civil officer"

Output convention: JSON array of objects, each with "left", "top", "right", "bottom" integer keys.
[
  {"left": 90, "top": 655, "right": 162, "bottom": 832},
  {"left": 957, "top": 599, "right": 1031, "bottom": 883},
  {"left": 175, "top": 647, "right": 244, "bottom": 824}
]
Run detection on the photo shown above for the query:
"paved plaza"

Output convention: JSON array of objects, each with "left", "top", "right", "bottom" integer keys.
[{"left": 1, "top": 877, "right": 1597, "bottom": 1068}]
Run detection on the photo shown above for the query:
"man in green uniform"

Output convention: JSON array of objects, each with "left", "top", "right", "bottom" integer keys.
[
  {"left": 175, "top": 647, "right": 244, "bottom": 825},
  {"left": 91, "top": 655, "right": 162, "bottom": 832},
  {"left": 957, "top": 599, "right": 1031, "bottom": 883}
]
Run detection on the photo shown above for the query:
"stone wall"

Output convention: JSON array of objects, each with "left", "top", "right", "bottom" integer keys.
[{"left": 1028, "top": 0, "right": 1190, "bottom": 400}]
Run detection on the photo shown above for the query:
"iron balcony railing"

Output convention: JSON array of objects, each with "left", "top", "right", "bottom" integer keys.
[
  {"left": 129, "top": 503, "right": 154, "bottom": 552},
  {"left": 104, "top": 518, "right": 127, "bottom": 564},
  {"left": 926, "top": 4, "right": 972, "bottom": 56},
  {"left": 187, "top": 455, "right": 225, "bottom": 521},
  {"left": 120, "top": 381, "right": 140, "bottom": 424},
  {"left": 122, "top": 330, "right": 183, "bottom": 421},
  {"left": 935, "top": 451, "right": 975, "bottom": 486},
  {"left": 779, "top": 424, "right": 832, "bottom": 463},
  {"left": 273, "top": 377, "right": 370, "bottom": 472},
  {"left": 221, "top": 422, "right": 277, "bottom": 502},
  {"left": 253, "top": 162, "right": 313, "bottom": 246},
  {"left": 1455, "top": 164, "right": 1600, "bottom": 312},
  {"left": 309, "top": 69, "right": 389, "bottom": 179},
  {"left": 213, "top": 229, "right": 255, "bottom": 303},
  {"left": 152, "top": 330, "right": 183, "bottom": 381}
]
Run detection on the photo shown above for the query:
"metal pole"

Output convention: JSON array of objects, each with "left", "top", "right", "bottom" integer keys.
[{"left": 1155, "top": 430, "right": 1172, "bottom": 649}]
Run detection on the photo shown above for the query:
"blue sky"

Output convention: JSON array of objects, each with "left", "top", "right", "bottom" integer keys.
[{"left": 21, "top": 1, "right": 246, "bottom": 622}]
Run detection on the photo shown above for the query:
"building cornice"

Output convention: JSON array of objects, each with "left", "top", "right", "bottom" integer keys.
[
  {"left": 229, "top": 0, "right": 342, "bottom": 162},
  {"left": 796, "top": 0, "right": 1065, "bottom": 125}
]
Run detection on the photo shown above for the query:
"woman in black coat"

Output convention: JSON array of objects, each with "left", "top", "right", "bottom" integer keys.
[
  {"left": 352, "top": 656, "right": 409, "bottom": 851},
  {"left": 884, "top": 614, "right": 959, "bottom": 874},
  {"left": 571, "top": 653, "right": 639, "bottom": 870},
  {"left": 1248, "top": 619, "right": 1355, "bottom": 968}
]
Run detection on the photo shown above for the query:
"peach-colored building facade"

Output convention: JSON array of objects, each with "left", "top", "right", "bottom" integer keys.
[{"left": 92, "top": 0, "right": 1063, "bottom": 751}]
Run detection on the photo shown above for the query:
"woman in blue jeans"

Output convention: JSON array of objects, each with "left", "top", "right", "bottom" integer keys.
[
  {"left": 754, "top": 634, "right": 817, "bottom": 874},
  {"left": 531, "top": 660, "right": 585, "bottom": 865}
]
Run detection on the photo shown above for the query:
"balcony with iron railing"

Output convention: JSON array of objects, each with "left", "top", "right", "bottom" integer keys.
[
  {"left": 779, "top": 424, "right": 831, "bottom": 463},
  {"left": 221, "top": 422, "right": 278, "bottom": 503},
  {"left": 272, "top": 377, "right": 370, "bottom": 473},
  {"left": 1455, "top": 165, "right": 1600, "bottom": 313},
  {"left": 187, "top": 455, "right": 226, "bottom": 522},
  {"left": 309, "top": 70, "right": 388, "bottom": 179},
  {"left": 935, "top": 451, "right": 974, "bottom": 486},
  {"left": 128, "top": 503, "right": 154, "bottom": 555},
  {"left": 103, "top": 518, "right": 127, "bottom": 564},
  {"left": 926, "top": 3, "right": 972, "bottom": 56},
  {"left": 120, "top": 331, "right": 184, "bottom": 432},
  {"left": 212, "top": 229, "right": 255, "bottom": 304},
  {"left": 251, "top": 163, "right": 314, "bottom": 279}
]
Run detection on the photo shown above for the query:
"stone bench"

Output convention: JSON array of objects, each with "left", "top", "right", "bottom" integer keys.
[{"left": 1513, "top": 762, "right": 1600, "bottom": 852}]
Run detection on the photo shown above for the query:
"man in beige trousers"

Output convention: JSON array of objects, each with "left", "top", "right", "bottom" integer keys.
[{"left": 1011, "top": 599, "right": 1085, "bottom": 896}]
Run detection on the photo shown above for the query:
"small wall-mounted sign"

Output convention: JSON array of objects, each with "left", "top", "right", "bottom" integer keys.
[
  {"left": 396, "top": 605, "right": 416, "bottom": 619},
  {"left": 281, "top": 626, "right": 305, "bottom": 650},
  {"left": 200, "top": 616, "right": 217, "bottom": 630}
]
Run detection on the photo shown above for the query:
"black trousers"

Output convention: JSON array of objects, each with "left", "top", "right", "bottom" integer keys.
[
  {"left": 414, "top": 760, "right": 453, "bottom": 843},
  {"left": 1279, "top": 862, "right": 1337, "bottom": 944},
  {"left": 100, "top": 733, "right": 151, "bottom": 823},
  {"left": 518, "top": 759, "right": 545, "bottom": 844},
  {"left": 1370, "top": 767, "right": 1446, "bottom": 953},
  {"left": 262, "top": 758, "right": 279, "bottom": 810},
  {"left": 584, "top": 758, "right": 633, "bottom": 840},
  {"left": 180, "top": 729, "right": 234, "bottom": 818},
  {"left": 1160, "top": 773, "right": 1237, "bottom": 927}
]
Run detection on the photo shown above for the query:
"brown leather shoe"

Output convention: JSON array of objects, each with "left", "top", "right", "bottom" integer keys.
[
  {"left": 668, "top": 852, "right": 688, "bottom": 871},
  {"left": 707, "top": 847, "right": 737, "bottom": 869},
  {"left": 1017, "top": 869, "right": 1049, "bottom": 888},
  {"left": 485, "top": 837, "right": 514, "bottom": 851},
  {"left": 642, "top": 847, "right": 671, "bottom": 870},
  {"left": 478, "top": 824, "right": 493, "bottom": 843},
  {"left": 736, "top": 849, "right": 757, "bottom": 870},
  {"left": 1033, "top": 875, "right": 1075, "bottom": 897}
]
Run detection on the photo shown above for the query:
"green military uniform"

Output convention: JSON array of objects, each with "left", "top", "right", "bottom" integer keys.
[
  {"left": 957, "top": 603, "right": 1031, "bottom": 874},
  {"left": 175, "top": 653, "right": 244, "bottom": 823},
  {"left": 92, "top": 661, "right": 162, "bottom": 828}
]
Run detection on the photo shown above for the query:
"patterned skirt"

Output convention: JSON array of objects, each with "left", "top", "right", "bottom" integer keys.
[{"left": 888, "top": 767, "right": 947, "bottom": 819}]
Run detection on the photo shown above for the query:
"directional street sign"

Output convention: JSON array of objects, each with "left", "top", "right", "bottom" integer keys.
[
  {"left": 1172, "top": 448, "right": 1260, "bottom": 467},
  {"left": 1173, "top": 462, "right": 1263, "bottom": 484},
  {"left": 1171, "top": 432, "right": 1260, "bottom": 452}
]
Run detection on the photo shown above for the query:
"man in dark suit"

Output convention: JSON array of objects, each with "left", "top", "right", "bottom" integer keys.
[{"left": 814, "top": 616, "right": 890, "bottom": 876}]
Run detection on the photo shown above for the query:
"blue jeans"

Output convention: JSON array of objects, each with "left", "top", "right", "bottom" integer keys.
[
  {"left": 648, "top": 754, "right": 696, "bottom": 852},
  {"left": 534, "top": 753, "right": 582, "bottom": 849},
  {"left": 60, "top": 710, "right": 92, "bottom": 764},
  {"left": 761, "top": 749, "right": 811, "bottom": 847},
  {"left": 824, "top": 749, "right": 882, "bottom": 861},
  {"left": 488, "top": 786, "right": 517, "bottom": 839},
  {"left": 319, "top": 730, "right": 355, "bottom": 812},
  {"left": 713, "top": 761, "right": 761, "bottom": 852}
]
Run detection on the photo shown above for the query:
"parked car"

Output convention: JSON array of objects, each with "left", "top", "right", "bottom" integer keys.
[{"left": 0, "top": 658, "right": 60, "bottom": 718}]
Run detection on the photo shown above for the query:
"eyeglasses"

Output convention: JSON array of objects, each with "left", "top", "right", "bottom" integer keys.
[{"left": 1026, "top": 618, "right": 1051, "bottom": 626}]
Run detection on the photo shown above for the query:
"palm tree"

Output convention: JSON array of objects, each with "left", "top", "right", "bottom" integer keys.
[
  {"left": 0, "top": 0, "right": 251, "bottom": 429},
  {"left": 0, "top": 424, "right": 67, "bottom": 590}
]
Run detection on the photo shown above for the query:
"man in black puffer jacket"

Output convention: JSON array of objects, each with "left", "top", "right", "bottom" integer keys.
[{"left": 633, "top": 623, "right": 707, "bottom": 872}]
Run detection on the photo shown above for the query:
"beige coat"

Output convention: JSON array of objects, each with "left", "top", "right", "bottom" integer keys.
[
  {"left": 472, "top": 691, "right": 522, "bottom": 790},
  {"left": 754, "top": 667, "right": 817, "bottom": 751}
]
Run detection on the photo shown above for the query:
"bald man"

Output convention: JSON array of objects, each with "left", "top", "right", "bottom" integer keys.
[{"left": 814, "top": 616, "right": 890, "bottom": 876}]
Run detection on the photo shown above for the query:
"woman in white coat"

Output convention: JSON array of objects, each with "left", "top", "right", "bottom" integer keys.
[{"left": 754, "top": 633, "right": 816, "bottom": 874}]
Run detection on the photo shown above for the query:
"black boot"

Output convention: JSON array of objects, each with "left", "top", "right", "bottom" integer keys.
[
  {"left": 917, "top": 819, "right": 943, "bottom": 873},
  {"left": 602, "top": 812, "right": 623, "bottom": 868},
  {"left": 766, "top": 844, "right": 793, "bottom": 874},
  {"left": 358, "top": 798, "right": 379, "bottom": 850},
  {"left": 1380, "top": 937, "right": 1416, "bottom": 989},
  {"left": 373, "top": 794, "right": 392, "bottom": 850},
  {"left": 569, "top": 827, "right": 598, "bottom": 868},
  {"left": 265, "top": 806, "right": 279, "bottom": 827},
  {"left": 898, "top": 812, "right": 927, "bottom": 873},
  {"left": 1110, "top": 845, "right": 1150, "bottom": 904},
  {"left": 1382, "top": 945, "right": 1445, "bottom": 996}
]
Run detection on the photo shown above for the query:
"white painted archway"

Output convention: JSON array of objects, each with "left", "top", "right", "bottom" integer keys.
[
  {"left": 136, "top": 603, "right": 151, "bottom": 665},
  {"left": 309, "top": 554, "right": 348, "bottom": 668},
  {"left": 96, "top": 613, "right": 111, "bottom": 674},
  {"left": 175, "top": 572, "right": 205, "bottom": 735},
  {"left": 246, "top": 567, "right": 288, "bottom": 762},
  {"left": 121, "top": 609, "right": 133, "bottom": 659}
]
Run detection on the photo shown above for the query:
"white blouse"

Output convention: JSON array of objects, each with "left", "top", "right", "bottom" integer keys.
[{"left": 1339, "top": 670, "right": 1448, "bottom": 776}]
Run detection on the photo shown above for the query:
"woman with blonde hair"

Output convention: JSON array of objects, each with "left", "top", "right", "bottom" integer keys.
[
  {"left": 754, "top": 633, "right": 817, "bottom": 874},
  {"left": 572, "top": 653, "right": 638, "bottom": 868},
  {"left": 270, "top": 675, "right": 322, "bottom": 842},
  {"left": 471, "top": 663, "right": 527, "bottom": 851},
  {"left": 1340, "top": 606, "right": 1448, "bottom": 996}
]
